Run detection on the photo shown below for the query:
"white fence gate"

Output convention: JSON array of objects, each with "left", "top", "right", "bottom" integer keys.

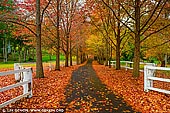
[
  {"left": 144, "top": 66, "right": 170, "bottom": 94},
  {"left": 0, "top": 64, "right": 33, "bottom": 108}
]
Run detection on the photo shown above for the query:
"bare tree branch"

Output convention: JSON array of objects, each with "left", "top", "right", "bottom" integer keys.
[
  {"left": 140, "top": 0, "right": 164, "bottom": 32},
  {"left": 141, "top": 23, "right": 170, "bottom": 42},
  {"left": 101, "top": 0, "right": 135, "bottom": 34},
  {"left": 40, "top": 0, "right": 52, "bottom": 24},
  {"left": 142, "top": 40, "right": 170, "bottom": 52},
  {"left": 119, "top": 2, "right": 135, "bottom": 21},
  {"left": 0, "top": 19, "right": 36, "bottom": 36}
]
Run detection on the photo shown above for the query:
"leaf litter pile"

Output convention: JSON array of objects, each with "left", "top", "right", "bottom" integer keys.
[
  {"left": 0, "top": 65, "right": 80, "bottom": 110},
  {"left": 0, "top": 61, "right": 170, "bottom": 113},
  {"left": 93, "top": 62, "right": 170, "bottom": 113}
]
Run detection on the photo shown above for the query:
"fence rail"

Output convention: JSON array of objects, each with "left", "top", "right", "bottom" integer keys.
[
  {"left": 18, "top": 61, "right": 77, "bottom": 72},
  {"left": 109, "top": 61, "right": 155, "bottom": 72},
  {"left": 144, "top": 65, "right": 170, "bottom": 94},
  {"left": 0, "top": 64, "right": 32, "bottom": 108},
  {"left": 108, "top": 61, "right": 170, "bottom": 94}
]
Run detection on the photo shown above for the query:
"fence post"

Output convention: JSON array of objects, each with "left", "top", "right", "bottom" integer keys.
[
  {"left": 28, "top": 68, "right": 33, "bottom": 98},
  {"left": 111, "top": 61, "right": 113, "bottom": 67},
  {"left": 144, "top": 66, "right": 149, "bottom": 92},
  {"left": 149, "top": 67, "right": 154, "bottom": 88},
  {"left": 23, "top": 68, "right": 33, "bottom": 98},
  {"left": 144, "top": 66, "right": 155, "bottom": 92},
  {"left": 14, "top": 63, "right": 21, "bottom": 82}
]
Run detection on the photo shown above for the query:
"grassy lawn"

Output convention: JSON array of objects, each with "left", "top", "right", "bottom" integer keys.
[
  {"left": 0, "top": 52, "right": 65, "bottom": 69},
  {"left": 0, "top": 63, "right": 14, "bottom": 69},
  {"left": 0, "top": 49, "right": 66, "bottom": 69},
  {"left": 0, "top": 54, "right": 78, "bottom": 70}
]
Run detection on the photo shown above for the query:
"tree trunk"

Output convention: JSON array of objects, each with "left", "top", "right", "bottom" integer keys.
[
  {"left": 105, "top": 38, "right": 109, "bottom": 66},
  {"left": 76, "top": 46, "right": 79, "bottom": 65},
  {"left": 23, "top": 47, "right": 26, "bottom": 62},
  {"left": 99, "top": 51, "right": 102, "bottom": 64},
  {"left": 13, "top": 47, "right": 16, "bottom": 61},
  {"left": 133, "top": 40, "right": 140, "bottom": 77},
  {"left": 109, "top": 43, "right": 112, "bottom": 68},
  {"left": 70, "top": 38, "right": 72, "bottom": 66},
  {"left": 55, "top": 49, "right": 60, "bottom": 70},
  {"left": 2, "top": 36, "right": 4, "bottom": 60},
  {"left": 65, "top": 36, "right": 69, "bottom": 67},
  {"left": 27, "top": 48, "right": 31, "bottom": 61},
  {"left": 133, "top": 0, "right": 140, "bottom": 78},
  {"left": 101, "top": 52, "right": 104, "bottom": 64},
  {"left": 3, "top": 37, "right": 8, "bottom": 62},
  {"left": 36, "top": 0, "right": 44, "bottom": 78},
  {"left": 32, "top": 48, "right": 35, "bottom": 61},
  {"left": 82, "top": 53, "right": 86, "bottom": 62},
  {"left": 80, "top": 52, "right": 83, "bottom": 63},
  {"left": 164, "top": 54, "right": 167, "bottom": 66},
  {"left": 116, "top": 40, "right": 121, "bottom": 70},
  {"left": 55, "top": 0, "right": 60, "bottom": 70},
  {"left": 98, "top": 55, "right": 100, "bottom": 64},
  {"left": 161, "top": 60, "right": 165, "bottom": 67},
  {"left": 18, "top": 47, "right": 22, "bottom": 63},
  {"left": 79, "top": 46, "right": 83, "bottom": 63},
  {"left": 116, "top": 3, "right": 121, "bottom": 70},
  {"left": 55, "top": 39, "right": 60, "bottom": 70}
]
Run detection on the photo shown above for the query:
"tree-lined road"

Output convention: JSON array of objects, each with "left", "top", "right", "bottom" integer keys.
[{"left": 61, "top": 60, "right": 139, "bottom": 113}]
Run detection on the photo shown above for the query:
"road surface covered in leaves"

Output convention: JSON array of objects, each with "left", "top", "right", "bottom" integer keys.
[
  {"left": 1, "top": 60, "right": 169, "bottom": 112},
  {"left": 61, "top": 60, "right": 139, "bottom": 113}
]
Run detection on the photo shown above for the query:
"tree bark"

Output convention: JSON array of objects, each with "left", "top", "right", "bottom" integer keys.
[
  {"left": 116, "top": 38, "right": 121, "bottom": 70},
  {"left": 109, "top": 43, "right": 112, "bottom": 68},
  {"left": 80, "top": 46, "right": 83, "bottom": 63},
  {"left": 116, "top": 2, "right": 121, "bottom": 70},
  {"left": 105, "top": 38, "right": 109, "bottom": 66},
  {"left": 80, "top": 52, "right": 83, "bottom": 63},
  {"left": 36, "top": 0, "right": 44, "bottom": 78},
  {"left": 76, "top": 45, "right": 79, "bottom": 65},
  {"left": 3, "top": 37, "right": 8, "bottom": 62},
  {"left": 65, "top": 35, "right": 69, "bottom": 67},
  {"left": 133, "top": 0, "right": 140, "bottom": 77},
  {"left": 27, "top": 48, "right": 31, "bottom": 61},
  {"left": 32, "top": 48, "right": 35, "bottom": 61},
  {"left": 13, "top": 47, "right": 16, "bottom": 61},
  {"left": 23, "top": 47, "right": 26, "bottom": 62},
  {"left": 55, "top": 0, "right": 60, "bottom": 70},
  {"left": 70, "top": 38, "right": 72, "bottom": 66},
  {"left": 18, "top": 47, "right": 22, "bottom": 63},
  {"left": 161, "top": 60, "right": 165, "bottom": 67},
  {"left": 3, "top": 38, "right": 6, "bottom": 62}
]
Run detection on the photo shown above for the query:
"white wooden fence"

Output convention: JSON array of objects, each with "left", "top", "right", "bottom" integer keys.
[
  {"left": 19, "top": 62, "right": 58, "bottom": 71},
  {"left": 17, "top": 62, "right": 54, "bottom": 71},
  {"left": 109, "top": 61, "right": 155, "bottom": 72},
  {"left": 0, "top": 64, "right": 33, "bottom": 108},
  {"left": 17, "top": 61, "right": 77, "bottom": 72},
  {"left": 144, "top": 66, "right": 170, "bottom": 94}
]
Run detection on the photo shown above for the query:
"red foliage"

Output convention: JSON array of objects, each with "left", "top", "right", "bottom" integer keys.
[
  {"left": 1, "top": 62, "right": 170, "bottom": 112},
  {"left": 0, "top": 66, "right": 79, "bottom": 109},
  {"left": 93, "top": 64, "right": 170, "bottom": 113}
]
